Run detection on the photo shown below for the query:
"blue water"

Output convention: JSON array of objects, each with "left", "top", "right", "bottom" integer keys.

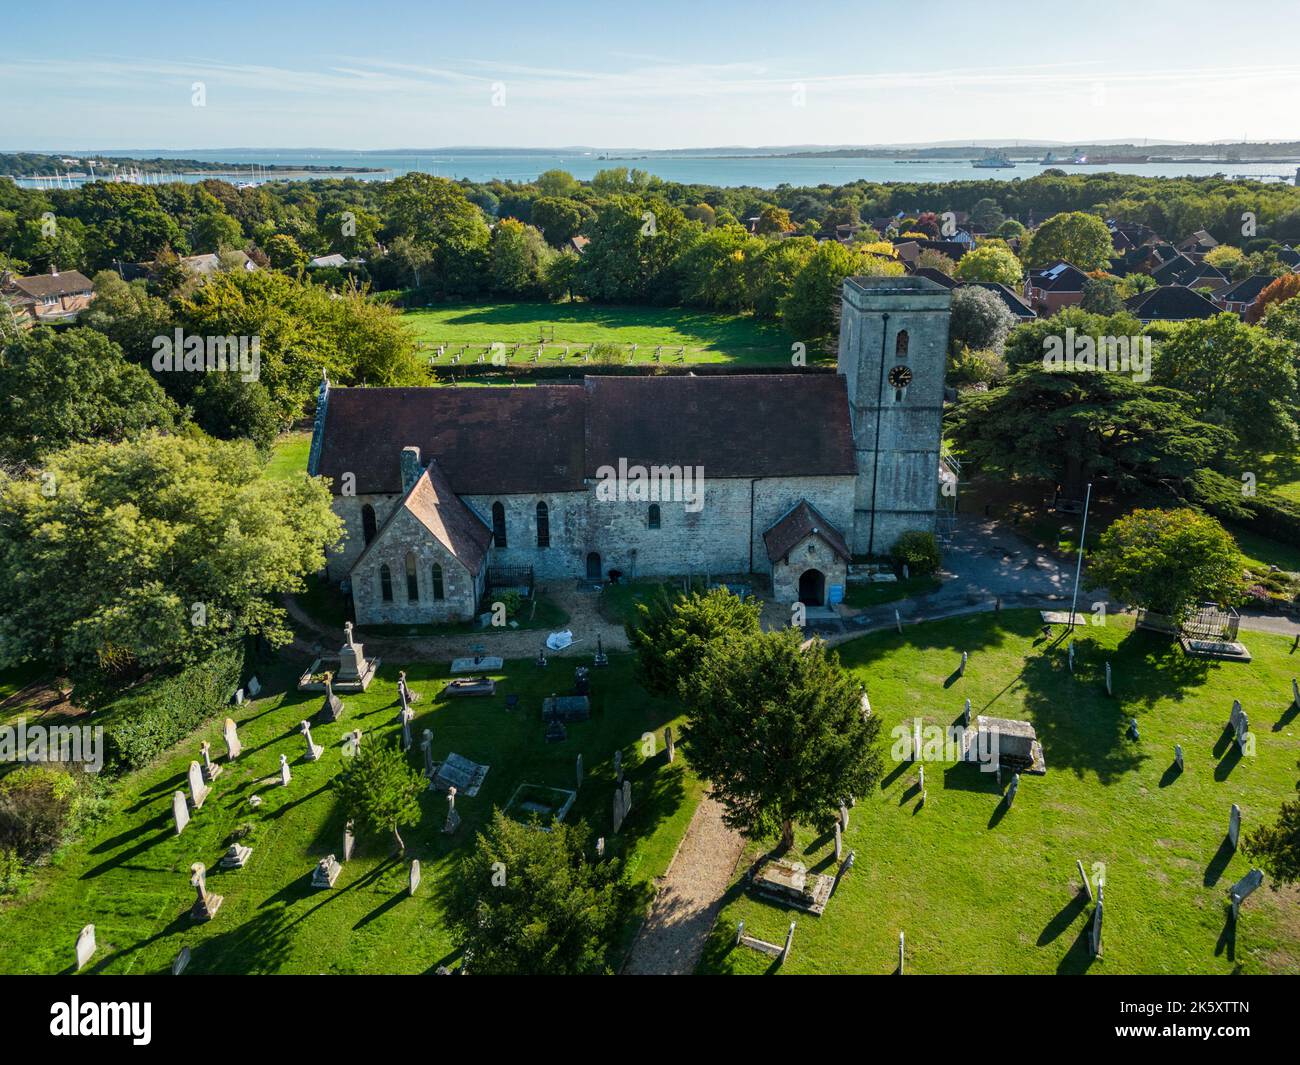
[{"left": 13, "top": 148, "right": 1299, "bottom": 189}]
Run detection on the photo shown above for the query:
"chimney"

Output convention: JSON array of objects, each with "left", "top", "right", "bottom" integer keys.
[
  {"left": 50, "top": 264, "right": 59, "bottom": 277},
  {"left": 400, "top": 446, "right": 423, "bottom": 492}
]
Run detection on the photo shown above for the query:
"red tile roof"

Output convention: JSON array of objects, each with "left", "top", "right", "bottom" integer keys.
[{"left": 763, "top": 500, "right": 851, "bottom": 563}]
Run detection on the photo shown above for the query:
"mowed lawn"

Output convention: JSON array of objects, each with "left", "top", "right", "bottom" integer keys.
[
  {"left": 402, "top": 301, "right": 797, "bottom": 366},
  {"left": 699, "top": 610, "right": 1300, "bottom": 975},
  {"left": 0, "top": 655, "right": 700, "bottom": 974},
  {"left": 264, "top": 431, "right": 311, "bottom": 482}
]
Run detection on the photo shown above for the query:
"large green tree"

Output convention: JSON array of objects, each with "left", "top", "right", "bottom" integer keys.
[
  {"left": 628, "top": 586, "right": 762, "bottom": 698},
  {"left": 446, "top": 811, "right": 630, "bottom": 975},
  {"left": 0, "top": 326, "right": 179, "bottom": 465},
  {"left": 1086, "top": 507, "right": 1245, "bottom": 623},
  {"left": 0, "top": 431, "right": 341, "bottom": 679},
  {"left": 684, "top": 628, "right": 884, "bottom": 850},
  {"left": 382, "top": 173, "right": 490, "bottom": 295},
  {"left": 953, "top": 243, "right": 1023, "bottom": 286},
  {"left": 330, "top": 742, "right": 425, "bottom": 855},
  {"left": 1023, "top": 211, "right": 1114, "bottom": 269}
]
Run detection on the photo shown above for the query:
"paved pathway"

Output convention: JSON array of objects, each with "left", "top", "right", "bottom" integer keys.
[{"left": 622, "top": 793, "right": 745, "bottom": 975}]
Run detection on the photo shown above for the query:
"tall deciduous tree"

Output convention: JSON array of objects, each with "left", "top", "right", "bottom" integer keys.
[
  {"left": 382, "top": 173, "right": 490, "bottom": 296},
  {"left": 1086, "top": 507, "right": 1245, "bottom": 623},
  {"left": 1023, "top": 211, "right": 1114, "bottom": 270},
  {"left": 953, "top": 244, "right": 1023, "bottom": 286},
  {"left": 684, "top": 628, "right": 884, "bottom": 850}
]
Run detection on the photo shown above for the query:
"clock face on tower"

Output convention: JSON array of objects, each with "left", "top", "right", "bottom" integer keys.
[{"left": 887, "top": 364, "right": 913, "bottom": 389}]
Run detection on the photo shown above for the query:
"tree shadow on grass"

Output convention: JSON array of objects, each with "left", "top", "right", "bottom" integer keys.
[
  {"left": 191, "top": 903, "right": 298, "bottom": 974},
  {"left": 81, "top": 827, "right": 175, "bottom": 879},
  {"left": 73, "top": 910, "right": 193, "bottom": 975}
]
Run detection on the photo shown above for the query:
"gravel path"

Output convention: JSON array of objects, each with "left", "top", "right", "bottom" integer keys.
[{"left": 622, "top": 793, "right": 745, "bottom": 975}]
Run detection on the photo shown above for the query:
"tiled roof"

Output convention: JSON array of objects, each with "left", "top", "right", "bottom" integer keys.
[{"left": 763, "top": 500, "right": 851, "bottom": 563}]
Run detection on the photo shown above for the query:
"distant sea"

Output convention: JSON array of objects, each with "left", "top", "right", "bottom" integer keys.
[{"left": 12, "top": 148, "right": 1300, "bottom": 189}]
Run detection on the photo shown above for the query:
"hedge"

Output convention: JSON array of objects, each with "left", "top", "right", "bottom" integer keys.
[{"left": 96, "top": 643, "right": 246, "bottom": 774}]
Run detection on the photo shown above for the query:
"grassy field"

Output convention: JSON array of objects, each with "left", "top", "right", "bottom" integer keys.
[
  {"left": 403, "top": 301, "right": 797, "bottom": 367},
  {"left": 0, "top": 653, "right": 700, "bottom": 974},
  {"left": 264, "top": 431, "right": 311, "bottom": 481},
  {"left": 699, "top": 610, "right": 1300, "bottom": 975}
]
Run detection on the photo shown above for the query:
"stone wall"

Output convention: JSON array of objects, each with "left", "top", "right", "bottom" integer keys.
[{"left": 770, "top": 535, "right": 849, "bottom": 608}]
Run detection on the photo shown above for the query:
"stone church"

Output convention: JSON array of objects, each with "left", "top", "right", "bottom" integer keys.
[{"left": 309, "top": 275, "right": 950, "bottom": 625}]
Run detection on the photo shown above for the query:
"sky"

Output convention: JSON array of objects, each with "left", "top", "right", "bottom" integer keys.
[{"left": 2, "top": 0, "right": 1297, "bottom": 151}]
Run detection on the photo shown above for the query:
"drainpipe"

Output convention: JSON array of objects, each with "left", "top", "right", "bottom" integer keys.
[
  {"left": 867, "top": 312, "right": 890, "bottom": 557},
  {"left": 749, "top": 477, "right": 760, "bottom": 574}
]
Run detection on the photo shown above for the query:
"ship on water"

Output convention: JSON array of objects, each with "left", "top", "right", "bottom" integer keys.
[{"left": 973, "top": 150, "right": 1015, "bottom": 169}]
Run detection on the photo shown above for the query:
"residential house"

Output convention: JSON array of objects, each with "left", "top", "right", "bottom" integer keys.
[
  {"left": 0, "top": 266, "right": 95, "bottom": 328},
  {"left": 1123, "top": 285, "right": 1219, "bottom": 323},
  {"left": 966, "top": 281, "right": 1036, "bottom": 320},
  {"left": 1215, "top": 275, "right": 1275, "bottom": 317},
  {"left": 1024, "top": 262, "right": 1088, "bottom": 315}
]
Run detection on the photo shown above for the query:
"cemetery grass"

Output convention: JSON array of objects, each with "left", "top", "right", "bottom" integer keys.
[
  {"left": 698, "top": 610, "right": 1300, "bottom": 975},
  {"left": 264, "top": 430, "right": 312, "bottom": 481},
  {"left": 403, "top": 301, "right": 798, "bottom": 366},
  {"left": 842, "top": 576, "right": 943, "bottom": 610},
  {"left": 0, "top": 654, "right": 700, "bottom": 974}
]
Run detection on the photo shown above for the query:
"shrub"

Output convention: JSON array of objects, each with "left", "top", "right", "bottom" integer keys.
[
  {"left": 0, "top": 849, "right": 29, "bottom": 896},
  {"left": 891, "top": 530, "right": 942, "bottom": 578},
  {"left": 0, "top": 766, "right": 78, "bottom": 861},
  {"left": 97, "top": 643, "right": 246, "bottom": 773},
  {"left": 949, "top": 347, "right": 1007, "bottom": 387}
]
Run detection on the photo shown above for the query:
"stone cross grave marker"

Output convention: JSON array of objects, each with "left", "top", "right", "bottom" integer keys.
[
  {"left": 201, "top": 740, "right": 222, "bottom": 783},
  {"left": 75, "top": 924, "right": 96, "bottom": 971},
  {"left": 187, "top": 760, "right": 209, "bottom": 809},
  {"left": 442, "top": 786, "right": 461, "bottom": 834},
  {"left": 280, "top": 753, "right": 291, "bottom": 786},
  {"left": 409, "top": 860, "right": 421, "bottom": 897},
  {"left": 223, "top": 717, "right": 241, "bottom": 761},
  {"left": 173, "top": 790, "right": 190, "bottom": 835},
  {"left": 301, "top": 719, "right": 323, "bottom": 761},
  {"left": 1229, "top": 803, "right": 1241, "bottom": 848},
  {"left": 190, "top": 862, "right": 223, "bottom": 921}
]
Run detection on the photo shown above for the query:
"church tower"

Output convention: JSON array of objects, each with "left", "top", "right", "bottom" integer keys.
[{"left": 836, "top": 275, "right": 950, "bottom": 557}]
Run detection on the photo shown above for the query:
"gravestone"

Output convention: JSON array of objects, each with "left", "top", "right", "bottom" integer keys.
[
  {"left": 172, "top": 790, "right": 190, "bottom": 835},
  {"left": 343, "top": 819, "right": 356, "bottom": 862},
  {"left": 343, "top": 729, "right": 362, "bottom": 757},
  {"left": 838, "top": 849, "right": 856, "bottom": 884},
  {"left": 1229, "top": 868, "right": 1264, "bottom": 921},
  {"left": 1090, "top": 894, "right": 1103, "bottom": 958},
  {"left": 665, "top": 726, "right": 675, "bottom": 763},
  {"left": 1174, "top": 744, "right": 1184, "bottom": 770},
  {"left": 201, "top": 740, "right": 222, "bottom": 783},
  {"left": 247, "top": 676, "right": 262, "bottom": 697},
  {"left": 233, "top": 689, "right": 245, "bottom": 705},
  {"left": 779, "top": 922, "right": 796, "bottom": 966},
  {"left": 1230, "top": 698, "right": 1243, "bottom": 731},
  {"left": 1235, "top": 710, "right": 1251, "bottom": 754},
  {"left": 442, "top": 786, "right": 461, "bottom": 835},
  {"left": 320, "top": 674, "right": 345, "bottom": 722},
  {"left": 1006, "top": 772, "right": 1020, "bottom": 808},
  {"left": 187, "top": 760, "right": 209, "bottom": 809},
  {"left": 223, "top": 717, "right": 241, "bottom": 761},
  {"left": 575, "top": 753, "right": 583, "bottom": 789},
  {"left": 279, "top": 753, "right": 291, "bottom": 786},
  {"left": 912, "top": 719, "right": 922, "bottom": 763},
  {"left": 190, "top": 862, "right": 223, "bottom": 921},
  {"left": 400, "top": 710, "right": 413, "bottom": 752},
  {"left": 895, "top": 609, "right": 902, "bottom": 635},
  {"left": 1105, "top": 661, "right": 1113, "bottom": 697},
  {"left": 220, "top": 842, "right": 252, "bottom": 869},
  {"left": 1229, "top": 804, "right": 1241, "bottom": 848},
  {"left": 594, "top": 635, "right": 608, "bottom": 668},
  {"left": 75, "top": 924, "right": 96, "bottom": 971},
  {"left": 596, "top": 837, "right": 605, "bottom": 859},
  {"left": 899, "top": 931, "right": 905, "bottom": 974},
  {"left": 612, "top": 788, "right": 625, "bottom": 834},
  {"left": 958, "top": 651, "right": 968, "bottom": 677},
  {"left": 409, "top": 860, "right": 421, "bottom": 896},
  {"left": 963, "top": 698, "right": 971, "bottom": 726},
  {"left": 1127, "top": 718, "right": 1140, "bottom": 741},
  {"left": 1293, "top": 678, "right": 1299, "bottom": 710},
  {"left": 613, "top": 749, "right": 623, "bottom": 785},
  {"left": 622, "top": 779, "right": 632, "bottom": 818},
  {"left": 1077, "top": 859, "right": 1092, "bottom": 901},
  {"left": 301, "top": 719, "right": 323, "bottom": 761},
  {"left": 421, "top": 730, "right": 436, "bottom": 785},
  {"left": 171, "top": 947, "right": 191, "bottom": 975},
  {"left": 834, "top": 822, "right": 843, "bottom": 861},
  {"left": 839, "top": 803, "right": 849, "bottom": 832},
  {"left": 902, "top": 563, "right": 910, "bottom": 580},
  {"left": 918, "top": 766, "right": 925, "bottom": 792},
  {"left": 397, "top": 677, "right": 410, "bottom": 718},
  {"left": 312, "top": 854, "right": 341, "bottom": 889}
]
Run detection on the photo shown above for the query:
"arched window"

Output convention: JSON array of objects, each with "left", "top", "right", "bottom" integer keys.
[
  {"left": 379, "top": 564, "right": 393, "bottom": 602},
  {"left": 491, "top": 502, "right": 507, "bottom": 548},
  {"left": 405, "top": 552, "right": 419, "bottom": 601},
  {"left": 536, "top": 502, "right": 550, "bottom": 548},
  {"left": 895, "top": 329, "right": 910, "bottom": 357},
  {"left": 361, "top": 504, "right": 377, "bottom": 545},
  {"left": 648, "top": 503, "right": 661, "bottom": 529},
  {"left": 430, "top": 563, "right": 445, "bottom": 601}
]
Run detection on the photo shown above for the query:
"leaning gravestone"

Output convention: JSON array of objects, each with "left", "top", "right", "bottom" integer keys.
[
  {"left": 409, "top": 860, "right": 421, "bottom": 897},
  {"left": 172, "top": 790, "right": 190, "bottom": 835},
  {"left": 1229, "top": 804, "right": 1241, "bottom": 848},
  {"left": 187, "top": 760, "right": 209, "bottom": 809},
  {"left": 223, "top": 717, "right": 241, "bottom": 761},
  {"left": 1229, "top": 868, "right": 1264, "bottom": 921},
  {"left": 75, "top": 924, "right": 96, "bottom": 971}
]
